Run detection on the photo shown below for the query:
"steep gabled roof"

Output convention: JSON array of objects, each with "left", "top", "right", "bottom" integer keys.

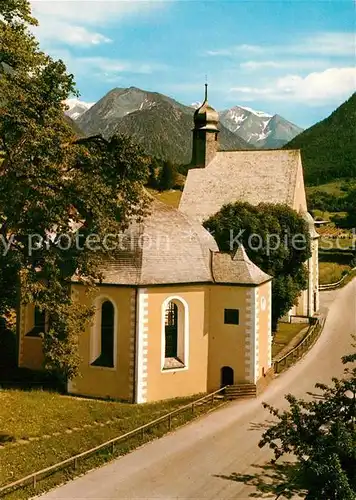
[
  {"left": 212, "top": 245, "right": 271, "bottom": 286},
  {"left": 179, "top": 149, "right": 306, "bottom": 223}
]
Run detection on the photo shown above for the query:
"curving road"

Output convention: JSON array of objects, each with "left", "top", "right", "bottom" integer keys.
[{"left": 41, "top": 280, "right": 356, "bottom": 500}]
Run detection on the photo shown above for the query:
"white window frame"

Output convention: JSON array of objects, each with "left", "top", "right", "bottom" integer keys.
[
  {"left": 161, "top": 296, "right": 189, "bottom": 373},
  {"left": 90, "top": 295, "right": 118, "bottom": 371}
]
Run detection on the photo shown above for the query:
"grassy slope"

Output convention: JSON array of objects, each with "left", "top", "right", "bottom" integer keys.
[
  {"left": 0, "top": 390, "right": 203, "bottom": 489},
  {"left": 306, "top": 181, "right": 347, "bottom": 197},
  {"left": 272, "top": 323, "right": 308, "bottom": 358},
  {"left": 147, "top": 188, "right": 182, "bottom": 208},
  {"left": 319, "top": 262, "right": 352, "bottom": 285}
]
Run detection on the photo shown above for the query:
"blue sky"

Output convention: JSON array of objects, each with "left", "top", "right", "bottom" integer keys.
[{"left": 31, "top": 0, "right": 355, "bottom": 127}]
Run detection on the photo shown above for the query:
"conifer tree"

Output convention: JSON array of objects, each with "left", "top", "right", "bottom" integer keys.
[{"left": 158, "top": 160, "right": 176, "bottom": 191}]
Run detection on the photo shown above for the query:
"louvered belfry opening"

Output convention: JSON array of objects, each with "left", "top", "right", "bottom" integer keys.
[{"left": 165, "top": 301, "right": 178, "bottom": 358}]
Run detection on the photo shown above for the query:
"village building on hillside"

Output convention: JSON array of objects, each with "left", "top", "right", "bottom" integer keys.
[{"left": 18, "top": 86, "right": 318, "bottom": 403}]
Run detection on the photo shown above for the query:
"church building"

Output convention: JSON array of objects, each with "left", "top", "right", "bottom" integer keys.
[{"left": 17, "top": 87, "right": 318, "bottom": 403}]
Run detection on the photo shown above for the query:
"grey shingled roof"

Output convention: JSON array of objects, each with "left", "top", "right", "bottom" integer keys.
[
  {"left": 97, "top": 199, "right": 219, "bottom": 286},
  {"left": 212, "top": 245, "right": 271, "bottom": 285},
  {"left": 179, "top": 149, "right": 303, "bottom": 223},
  {"left": 83, "top": 199, "right": 270, "bottom": 287}
]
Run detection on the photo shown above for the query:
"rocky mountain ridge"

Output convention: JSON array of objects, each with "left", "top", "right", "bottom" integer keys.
[
  {"left": 67, "top": 87, "right": 303, "bottom": 164},
  {"left": 75, "top": 87, "right": 251, "bottom": 164},
  {"left": 219, "top": 105, "right": 303, "bottom": 149}
]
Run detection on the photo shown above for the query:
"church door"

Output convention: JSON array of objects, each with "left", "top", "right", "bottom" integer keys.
[{"left": 221, "top": 366, "right": 234, "bottom": 387}]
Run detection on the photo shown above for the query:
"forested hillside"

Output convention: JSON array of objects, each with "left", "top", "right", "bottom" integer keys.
[{"left": 285, "top": 93, "right": 356, "bottom": 185}]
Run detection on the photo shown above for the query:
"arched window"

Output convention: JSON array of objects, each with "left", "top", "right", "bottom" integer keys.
[
  {"left": 165, "top": 302, "right": 178, "bottom": 358},
  {"left": 162, "top": 297, "right": 189, "bottom": 371},
  {"left": 92, "top": 300, "right": 115, "bottom": 368}
]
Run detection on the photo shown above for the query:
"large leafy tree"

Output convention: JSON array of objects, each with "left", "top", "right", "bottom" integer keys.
[
  {"left": 0, "top": 0, "right": 149, "bottom": 381},
  {"left": 204, "top": 202, "right": 311, "bottom": 330},
  {"left": 259, "top": 346, "right": 356, "bottom": 499}
]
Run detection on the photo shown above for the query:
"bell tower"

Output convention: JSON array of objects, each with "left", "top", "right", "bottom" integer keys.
[{"left": 191, "top": 84, "right": 219, "bottom": 168}]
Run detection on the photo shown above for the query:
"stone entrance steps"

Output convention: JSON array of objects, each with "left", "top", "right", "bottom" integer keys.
[{"left": 225, "top": 384, "right": 257, "bottom": 400}]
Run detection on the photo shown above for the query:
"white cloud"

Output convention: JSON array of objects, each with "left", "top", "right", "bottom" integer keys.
[
  {"left": 240, "top": 59, "right": 332, "bottom": 71},
  {"left": 51, "top": 50, "right": 168, "bottom": 82},
  {"left": 31, "top": 0, "right": 164, "bottom": 25},
  {"left": 299, "top": 32, "right": 355, "bottom": 56},
  {"left": 35, "top": 23, "right": 112, "bottom": 47},
  {"left": 30, "top": 0, "right": 167, "bottom": 47},
  {"left": 207, "top": 32, "right": 355, "bottom": 58},
  {"left": 206, "top": 44, "right": 265, "bottom": 57},
  {"left": 76, "top": 57, "right": 168, "bottom": 76},
  {"left": 230, "top": 67, "right": 356, "bottom": 106}
]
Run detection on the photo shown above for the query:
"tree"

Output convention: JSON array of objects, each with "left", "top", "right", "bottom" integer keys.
[
  {"left": 344, "top": 188, "right": 356, "bottom": 229},
  {"left": 284, "top": 93, "right": 356, "bottom": 186},
  {"left": 158, "top": 160, "right": 176, "bottom": 191},
  {"left": 0, "top": 0, "right": 149, "bottom": 382},
  {"left": 259, "top": 345, "right": 356, "bottom": 499},
  {"left": 146, "top": 156, "right": 161, "bottom": 189},
  {"left": 204, "top": 202, "right": 311, "bottom": 330}
]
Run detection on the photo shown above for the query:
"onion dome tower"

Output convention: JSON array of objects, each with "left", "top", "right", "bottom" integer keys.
[{"left": 191, "top": 84, "right": 219, "bottom": 168}]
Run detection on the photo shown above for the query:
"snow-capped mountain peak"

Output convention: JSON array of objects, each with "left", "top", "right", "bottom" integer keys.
[
  {"left": 219, "top": 104, "right": 303, "bottom": 148},
  {"left": 64, "top": 98, "right": 95, "bottom": 120},
  {"left": 238, "top": 105, "right": 272, "bottom": 118}
]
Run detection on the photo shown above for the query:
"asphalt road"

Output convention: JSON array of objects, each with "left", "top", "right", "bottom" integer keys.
[{"left": 41, "top": 280, "right": 356, "bottom": 500}]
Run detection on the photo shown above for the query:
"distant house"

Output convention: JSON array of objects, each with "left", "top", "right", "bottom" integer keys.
[{"left": 18, "top": 86, "right": 318, "bottom": 403}]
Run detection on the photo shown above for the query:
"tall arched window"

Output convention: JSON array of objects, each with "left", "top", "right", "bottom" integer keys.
[
  {"left": 165, "top": 302, "right": 178, "bottom": 358},
  {"left": 162, "top": 297, "right": 189, "bottom": 371},
  {"left": 92, "top": 300, "right": 115, "bottom": 368}
]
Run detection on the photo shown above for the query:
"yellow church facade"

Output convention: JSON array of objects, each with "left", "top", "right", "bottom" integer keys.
[
  {"left": 19, "top": 199, "right": 273, "bottom": 403},
  {"left": 18, "top": 86, "right": 318, "bottom": 403}
]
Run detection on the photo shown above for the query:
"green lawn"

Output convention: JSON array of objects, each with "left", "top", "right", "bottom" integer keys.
[
  {"left": 319, "top": 237, "right": 355, "bottom": 250},
  {"left": 312, "top": 209, "right": 349, "bottom": 223},
  {"left": 272, "top": 322, "right": 309, "bottom": 358},
  {"left": 306, "top": 181, "right": 347, "bottom": 197},
  {"left": 147, "top": 188, "right": 182, "bottom": 208},
  {"left": 319, "top": 261, "right": 351, "bottom": 285},
  {"left": 0, "top": 390, "right": 219, "bottom": 498}
]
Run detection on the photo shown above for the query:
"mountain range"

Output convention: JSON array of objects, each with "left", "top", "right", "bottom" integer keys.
[
  {"left": 285, "top": 93, "right": 356, "bottom": 185},
  {"left": 65, "top": 87, "right": 303, "bottom": 164},
  {"left": 219, "top": 106, "right": 303, "bottom": 149},
  {"left": 74, "top": 88, "right": 251, "bottom": 164}
]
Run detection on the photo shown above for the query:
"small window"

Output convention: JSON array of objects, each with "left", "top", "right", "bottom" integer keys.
[
  {"left": 224, "top": 309, "right": 239, "bottom": 325},
  {"left": 92, "top": 300, "right": 115, "bottom": 368},
  {"left": 26, "top": 307, "right": 46, "bottom": 337}
]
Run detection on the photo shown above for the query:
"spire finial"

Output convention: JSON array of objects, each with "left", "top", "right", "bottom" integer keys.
[{"left": 204, "top": 74, "right": 208, "bottom": 102}]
